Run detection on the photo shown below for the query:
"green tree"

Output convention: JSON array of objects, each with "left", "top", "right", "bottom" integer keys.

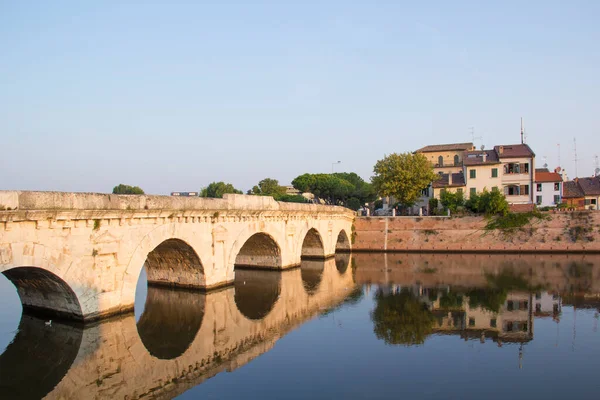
[
  {"left": 466, "top": 189, "right": 509, "bottom": 216},
  {"left": 291, "top": 172, "right": 374, "bottom": 209},
  {"left": 200, "top": 182, "right": 243, "bottom": 198},
  {"left": 371, "top": 288, "right": 435, "bottom": 346},
  {"left": 112, "top": 184, "right": 145, "bottom": 195},
  {"left": 440, "top": 190, "right": 465, "bottom": 213},
  {"left": 371, "top": 153, "right": 438, "bottom": 208},
  {"left": 251, "top": 178, "right": 287, "bottom": 198}
]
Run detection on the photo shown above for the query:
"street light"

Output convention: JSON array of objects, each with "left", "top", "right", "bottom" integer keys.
[{"left": 331, "top": 160, "right": 341, "bottom": 173}]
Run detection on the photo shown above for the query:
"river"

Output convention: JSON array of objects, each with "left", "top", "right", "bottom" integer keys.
[{"left": 1, "top": 252, "right": 599, "bottom": 399}]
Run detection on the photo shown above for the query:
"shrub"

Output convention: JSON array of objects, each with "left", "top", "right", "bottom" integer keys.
[{"left": 440, "top": 190, "right": 465, "bottom": 213}]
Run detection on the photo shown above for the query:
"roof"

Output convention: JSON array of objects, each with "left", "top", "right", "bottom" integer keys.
[
  {"left": 432, "top": 173, "right": 466, "bottom": 188},
  {"left": 415, "top": 142, "right": 474, "bottom": 153},
  {"left": 535, "top": 171, "right": 562, "bottom": 183},
  {"left": 462, "top": 150, "right": 500, "bottom": 166},
  {"left": 535, "top": 168, "right": 549, "bottom": 173},
  {"left": 494, "top": 144, "right": 535, "bottom": 158},
  {"left": 576, "top": 176, "right": 600, "bottom": 196},
  {"left": 562, "top": 181, "right": 585, "bottom": 198}
]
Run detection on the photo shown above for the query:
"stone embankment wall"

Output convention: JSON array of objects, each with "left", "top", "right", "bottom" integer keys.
[{"left": 353, "top": 212, "right": 600, "bottom": 253}]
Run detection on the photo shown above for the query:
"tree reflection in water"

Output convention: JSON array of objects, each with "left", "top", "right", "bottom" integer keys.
[{"left": 371, "top": 287, "right": 435, "bottom": 346}]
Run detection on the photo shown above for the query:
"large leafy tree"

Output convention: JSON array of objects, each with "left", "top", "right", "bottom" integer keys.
[
  {"left": 200, "top": 182, "right": 243, "bottom": 198},
  {"left": 371, "top": 288, "right": 435, "bottom": 346},
  {"left": 371, "top": 153, "right": 438, "bottom": 208},
  {"left": 112, "top": 184, "right": 145, "bottom": 194},
  {"left": 251, "top": 178, "right": 287, "bottom": 198}
]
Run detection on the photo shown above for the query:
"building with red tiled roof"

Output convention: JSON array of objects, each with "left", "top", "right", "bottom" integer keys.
[{"left": 534, "top": 168, "right": 563, "bottom": 208}]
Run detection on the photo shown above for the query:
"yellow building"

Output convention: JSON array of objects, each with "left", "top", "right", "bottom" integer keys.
[{"left": 415, "top": 142, "right": 475, "bottom": 174}]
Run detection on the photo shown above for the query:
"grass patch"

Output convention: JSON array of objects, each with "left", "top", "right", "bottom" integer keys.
[
  {"left": 568, "top": 225, "right": 593, "bottom": 242},
  {"left": 422, "top": 229, "right": 439, "bottom": 235},
  {"left": 485, "top": 211, "right": 549, "bottom": 233},
  {"left": 92, "top": 249, "right": 98, "bottom": 257},
  {"left": 420, "top": 267, "right": 437, "bottom": 274}
]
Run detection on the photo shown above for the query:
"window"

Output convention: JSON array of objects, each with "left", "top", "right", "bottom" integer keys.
[
  {"left": 523, "top": 185, "right": 529, "bottom": 195},
  {"left": 507, "top": 301, "right": 514, "bottom": 311},
  {"left": 593, "top": 199, "right": 597, "bottom": 205},
  {"left": 454, "top": 155, "right": 459, "bottom": 166},
  {"left": 554, "top": 195, "right": 561, "bottom": 204},
  {"left": 537, "top": 183, "right": 542, "bottom": 192},
  {"left": 536, "top": 196, "right": 542, "bottom": 205},
  {"left": 490, "top": 319, "right": 497, "bottom": 328},
  {"left": 469, "top": 317, "right": 475, "bottom": 327},
  {"left": 535, "top": 292, "right": 541, "bottom": 300},
  {"left": 438, "top": 156, "right": 444, "bottom": 167},
  {"left": 536, "top": 304, "right": 542, "bottom": 312},
  {"left": 470, "top": 169, "right": 476, "bottom": 179},
  {"left": 522, "top": 163, "right": 529, "bottom": 173},
  {"left": 554, "top": 183, "right": 560, "bottom": 191},
  {"left": 492, "top": 168, "right": 498, "bottom": 178},
  {"left": 505, "top": 186, "right": 520, "bottom": 196},
  {"left": 505, "top": 163, "right": 520, "bottom": 174},
  {"left": 470, "top": 188, "right": 476, "bottom": 196},
  {"left": 421, "top": 187, "right": 430, "bottom": 197}
]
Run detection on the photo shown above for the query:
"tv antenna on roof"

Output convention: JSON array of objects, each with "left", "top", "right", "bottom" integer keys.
[
  {"left": 543, "top": 156, "right": 548, "bottom": 169},
  {"left": 573, "top": 138, "right": 579, "bottom": 178},
  {"left": 469, "top": 127, "right": 482, "bottom": 147},
  {"left": 594, "top": 155, "right": 599, "bottom": 177}
]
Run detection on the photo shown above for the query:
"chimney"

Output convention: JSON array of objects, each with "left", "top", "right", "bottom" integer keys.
[
  {"left": 499, "top": 146, "right": 504, "bottom": 155},
  {"left": 482, "top": 152, "right": 487, "bottom": 162},
  {"left": 448, "top": 173, "right": 452, "bottom": 185}
]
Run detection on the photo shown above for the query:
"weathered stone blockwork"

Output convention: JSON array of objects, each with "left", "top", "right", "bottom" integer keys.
[
  {"left": 353, "top": 212, "right": 600, "bottom": 252},
  {"left": 0, "top": 191, "right": 354, "bottom": 321}
]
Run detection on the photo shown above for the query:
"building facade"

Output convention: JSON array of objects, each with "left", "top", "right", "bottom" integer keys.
[
  {"left": 415, "top": 142, "right": 475, "bottom": 175},
  {"left": 534, "top": 168, "right": 563, "bottom": 207}
]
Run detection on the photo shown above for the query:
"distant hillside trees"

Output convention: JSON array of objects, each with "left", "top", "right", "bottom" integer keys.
[
  {"left": 291, "top": 172, "right": 376, "bottom": 210},
  {"left": 112, "top": 184, "right": 145, "bottom": 195},
  {"left": 200, "top": 182, "right": 243, "bottom": 198}
]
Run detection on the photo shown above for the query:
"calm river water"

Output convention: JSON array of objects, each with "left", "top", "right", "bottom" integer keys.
[{"left": 1, "top": 253, "right": 600, "bottom": 399}]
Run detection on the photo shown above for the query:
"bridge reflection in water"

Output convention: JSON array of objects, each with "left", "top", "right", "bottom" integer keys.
[
  {"left": 2, "top": 252, "right": 600, "bottom": 399},
  {"left": 0, "top": 254, "right": 355, "bottom": 400}
]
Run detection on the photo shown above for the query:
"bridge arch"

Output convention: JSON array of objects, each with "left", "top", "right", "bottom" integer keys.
[
  {"left": 0, "top": 242, "right": 85, "bottom": 320},
  {"left": 121, "top": 224, "right": 207, "bottom": 310},
  {"left": 301, "top": 259, "right": 325, "bottom": 295},
  {"left": 234, "top": 232, "right": 282, "bottom": 269},
  {"left": 335, "top": 229, "right": 351, "bottom": 252},
  {"left": 300, "top": 228, "right": 326, "bottom": 259}
]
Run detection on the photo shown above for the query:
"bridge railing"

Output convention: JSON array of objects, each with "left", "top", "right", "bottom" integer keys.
[{"left": 0, "top": 191, "right": 353, "bottom": 215}]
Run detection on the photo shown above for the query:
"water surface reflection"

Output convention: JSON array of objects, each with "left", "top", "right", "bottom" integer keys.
[{"left": 1, "top": 253, "right": 599, "bottom": 399}]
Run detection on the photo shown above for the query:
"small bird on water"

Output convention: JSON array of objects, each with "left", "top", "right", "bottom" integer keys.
[{"left": 45, "top": 320, "right": 52, "bottom": 327}]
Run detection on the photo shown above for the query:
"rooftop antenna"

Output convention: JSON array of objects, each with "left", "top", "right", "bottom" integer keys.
[
  {"left": 557, "top": 143, "right": 561, "bottom": 169},
  {"left": 469, "top": 127, "right": 482, "bottom": 147},
  {"left": 595, "top": 155, "right": 599, "bottom": 177},
  {"left": 573, "top": 138, "right": 579, "bottom": 178},
  {"left": 543, "top": 156, "right": 548, "bottom": 169},
  {"left": 520, "top": 117, "right": 524, "bottom": 144}
]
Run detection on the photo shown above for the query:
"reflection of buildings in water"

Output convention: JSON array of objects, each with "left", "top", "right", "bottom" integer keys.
[
  {"left": 534, "top": 292, "right": 562, "bottom": 322},
  {"left": 0, "top": 257, "right": 357, "bottom": 400}
]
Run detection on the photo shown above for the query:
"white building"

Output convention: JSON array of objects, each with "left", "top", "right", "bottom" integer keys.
[{"left": 534, "top": 168, "right": 563, "bottom": 207}]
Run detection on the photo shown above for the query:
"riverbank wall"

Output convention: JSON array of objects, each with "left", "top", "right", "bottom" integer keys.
[{"left": 352, "top": 212, "right": 600, "bottom": 253}]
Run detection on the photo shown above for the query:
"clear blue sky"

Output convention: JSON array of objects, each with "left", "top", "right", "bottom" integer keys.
[{"left": 1, "top": 1, "right": 598, "bottom": 194}]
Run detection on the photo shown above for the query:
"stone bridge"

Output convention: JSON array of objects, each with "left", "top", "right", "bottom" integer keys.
[
  {"left": 0, "top": 256, "right": 357, "bottom": 399},
  {"left": 0, "top": 191, "right": 354, "bottom": 321}
]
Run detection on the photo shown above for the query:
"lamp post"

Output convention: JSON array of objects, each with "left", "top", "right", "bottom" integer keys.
[{"left": 331, "top": 160, "right": 341, "bottom": 174}]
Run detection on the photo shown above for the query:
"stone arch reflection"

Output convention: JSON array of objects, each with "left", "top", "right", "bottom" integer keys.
[
  {"left": 336, "top": 230, "right": 351, "bottom": 252},
  {"left": 235, "top": 233, "right": 282, "bottom": 269},
  {"left": 301, "top": 259, "right": 325, "bottom": 296},
  {"left": 0, "top": 315, "right": 83, "bottom": 399},
  {"left": 145, "top": 238, "right": 205, "bottom": 288},
  {"left": 2, "top": 267, "right": 83, "bottom": 321},
  {"left": 136, "top": 286, "right": 205, "bottom": 360},
  {"left": 335, "top": 253, "right": 350, "bottom": 275},
  {"left": 301, "top": 228, "right": 325, "bottom": 259},
  {"left": 234, "top": 269, "right": 281, "bottom": 320}
]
